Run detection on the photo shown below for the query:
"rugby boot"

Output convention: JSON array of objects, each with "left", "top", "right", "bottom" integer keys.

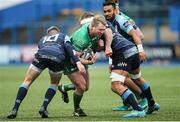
[{"left": 146, "top": 103, "right": 160, "bottom": 114}]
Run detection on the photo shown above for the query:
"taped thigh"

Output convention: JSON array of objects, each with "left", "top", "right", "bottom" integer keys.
[
  {"left": 29, "top": 64, "right": 42, "bottom": 73},
  {"left": 49, "top": 70, "right": 63, "bottom": 76},
  {"left": 129, "top": 71, "right": 141, "bottom": 80},
  {"left": 110, "top": 72, "right": 126, "bottom": 83}
]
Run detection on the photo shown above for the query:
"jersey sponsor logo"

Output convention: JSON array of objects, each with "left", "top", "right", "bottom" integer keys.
[{"left": 117, "top": 62, "right": 127, "bottom": 67}]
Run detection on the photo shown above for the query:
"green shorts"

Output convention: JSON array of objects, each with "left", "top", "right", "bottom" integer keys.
[{"left": 63, "top": 60, "right": 88, "bottom": 75}]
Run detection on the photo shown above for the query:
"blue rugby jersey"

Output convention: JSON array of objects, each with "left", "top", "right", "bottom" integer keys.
[
  {"left": 106, "top": 22, "right": 138, "bottom": 59},
  {"left": 37, "top": 33, "right": 79, "bottom": 63},
  {"left": 110, "top": 14, "right": 134, "bottom": 42}
]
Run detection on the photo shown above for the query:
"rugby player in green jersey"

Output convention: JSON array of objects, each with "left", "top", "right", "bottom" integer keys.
[{"left": 59, "top": 15, "right": 112, "bottom": 117}]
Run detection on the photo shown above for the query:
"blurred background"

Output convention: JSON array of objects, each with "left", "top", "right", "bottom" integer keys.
[{"left": 0, "top": 0, "right": 180, "bottom": 65}]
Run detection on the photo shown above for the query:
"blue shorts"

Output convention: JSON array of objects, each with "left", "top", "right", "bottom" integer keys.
[
  {"left": 32, "top": 53, "right": 64, "bottom": 72},
  {"left": 111, "top": 53, "right": 140, "bottom": 72}
]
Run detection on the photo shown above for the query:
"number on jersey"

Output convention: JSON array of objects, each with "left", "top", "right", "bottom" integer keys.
[{"left": 43, "top": 34, "right": 59, "bottom": 43}]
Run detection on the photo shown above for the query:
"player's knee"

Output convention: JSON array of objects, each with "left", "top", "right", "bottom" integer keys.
[
  {"left": 111, "top": 82, "right": 119, "bottom": 92},
  {"left": 76, "top": 83, "right": 86, "bottom": 92},
  {"left": 23, "top": 78, "right": 33, "bottom": 86}
]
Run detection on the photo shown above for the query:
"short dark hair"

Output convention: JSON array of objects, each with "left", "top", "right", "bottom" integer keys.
[
  {"left": 47, "top": 26, "right": 60, "bottom": 34},
  {"left": 103, "top": 0, "right": 116, "bottom": 8}
]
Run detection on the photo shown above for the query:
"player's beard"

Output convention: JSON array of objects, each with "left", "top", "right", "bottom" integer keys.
[{"left": 106, "top": 13, "right": 115, "bottom": 22}]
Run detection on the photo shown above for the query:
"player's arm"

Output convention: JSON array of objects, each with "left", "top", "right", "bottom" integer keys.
[
  {"left": 104, "top": 28, "right": 113, "bottom": 57},
  {"left": 64, "top": 35, "right": 85, "bottom": 73},
  {"left": 116, "top": 15, "right": 147, "bottom": 61},
  {"left": 128, "top": 27, "right": 147, "bottom": 62},
  {"left": 128, "top": 18, "right": 144, "bottom": 40},
  {"left": 135, "top": 27, "right": 144, "bottom": 40}
]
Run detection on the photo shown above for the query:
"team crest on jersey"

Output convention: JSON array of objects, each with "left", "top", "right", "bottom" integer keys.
[{"left": 123, "top": 21, "right": 130, "bottom": 28}]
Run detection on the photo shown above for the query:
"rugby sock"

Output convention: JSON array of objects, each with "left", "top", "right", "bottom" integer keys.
[
  {"left": 121, "top": 89, "right": 142, "bottom": 111},
  {"left": 13, "top": 83, "right": 29, "bottom": 110},
  {"left": 64, "top": 84, "right": 75, "bottom": 92},
  {"left": 73, "top": 92, "right": 83, "bottom": 110},
  {"left": 42, "top": 84, "right": 57, "bottom": 109},
  {"left": 140, "top": 82, "right": 155, "bottom": 107},
  {"left": 139, "top": 92, "right": 146, "bottom": 99}
]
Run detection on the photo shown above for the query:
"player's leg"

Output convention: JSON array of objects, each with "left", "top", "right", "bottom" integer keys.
[
  {"left": 39, "top": 61, "right": 63, "bottom": 118},
  {"left": 81, "top": 69, "right": 90, "bottom": 91},
  {"left": 7, "top": 63, "right": 42, "bottom": 119},
  {"left": 128, "top": 54, "right": 148, "bottom": 109},
  {"left": 68, "top": 71, "right": 87, "bottom": 117},
  {"left": 60, "top": 68, "right": 89, "bottom": 92},
  {"left": 125, "top": 77, "right": 148, "bottom": 109},
  {"left": 59, "top": 83, "right": 75, "bottom": 92},
  {"left": 58, "top": 83, "right": 74, "bottom": 103},
  {"left": 112, "top": 77, "right": 145, "bottom": 111},
  {"left": 57, "top": 62, "right": 77, "bottom": 103},
  {"left": 131, "top": 67, "right": 160, "bottom": 114},
  {"left": 58, "top": 65, "right": 89, "bottom": 103},
  {"left": 110, "top": 70, "right": 146, "bottom": 118}
]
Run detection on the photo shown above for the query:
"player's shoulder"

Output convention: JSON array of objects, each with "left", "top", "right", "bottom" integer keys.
[{"left": 116, "top": 14, "right": 128, "bottom": 21}]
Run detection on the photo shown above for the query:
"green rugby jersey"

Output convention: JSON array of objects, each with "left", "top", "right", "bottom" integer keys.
[{"left": 70, "top": 23, "right": 99, "bottom": 52}]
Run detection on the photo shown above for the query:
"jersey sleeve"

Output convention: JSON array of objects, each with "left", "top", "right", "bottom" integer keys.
[
  {"left": 64, "top": 35, "right": 80, "bottom": 63},
  {"left": 115, "top": 15, "right": 134, "bottom": 34}
]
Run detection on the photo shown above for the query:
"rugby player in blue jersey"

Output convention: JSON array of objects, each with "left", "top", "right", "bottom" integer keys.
[
  {"left": 104, "top": 0, "right": 147, "bottom": 111},
  {"left": 7, "top": 26, "right": 85, "bottom": 119},
  {"left": 103, "top": 0, "right": 160, "bottom": 115}
]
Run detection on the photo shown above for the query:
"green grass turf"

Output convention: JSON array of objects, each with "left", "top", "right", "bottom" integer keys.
[{"left": 0, "top": 64, "right": 180, "bottom": 121}]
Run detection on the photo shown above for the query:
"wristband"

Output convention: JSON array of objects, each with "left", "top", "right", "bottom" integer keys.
[{"left": 137, "top": 44, "right": 144, "bottom": 52}]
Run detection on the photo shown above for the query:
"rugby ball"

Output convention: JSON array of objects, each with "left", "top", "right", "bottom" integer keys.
[{"left": 81, "top": 48, "right": 94, "bottom": 60}]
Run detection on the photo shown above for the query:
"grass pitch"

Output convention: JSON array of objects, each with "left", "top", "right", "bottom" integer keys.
[{"left": 0, "top": 64, "right": 180, "bottom": 121}]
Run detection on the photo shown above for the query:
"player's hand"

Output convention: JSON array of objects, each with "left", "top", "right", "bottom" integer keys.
[
  {"left": 76, "top": 51, "right": 83, "bottom": 57},
  {"left": 105, "top": 47, "right": 113, "bottom": 57},
  {"left": 139, "top": 51, "right": 147, "bottom": 62},
  {"left": 90, "top": 54, "right": 97, "bottom": 64},
  {"left": 76, "top": 62, "right": 86, "bottom": 73}
]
